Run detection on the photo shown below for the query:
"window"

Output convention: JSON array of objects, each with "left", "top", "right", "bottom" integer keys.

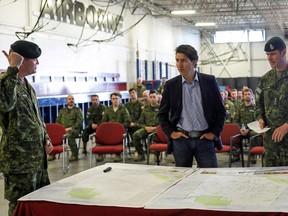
[{"left": 213, "top": 30, "right": 265, "bottom": 43}]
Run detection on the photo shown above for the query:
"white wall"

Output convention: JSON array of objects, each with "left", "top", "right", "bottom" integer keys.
[{"left": 0, "top": 0, "right": 200, "bottom": 90}]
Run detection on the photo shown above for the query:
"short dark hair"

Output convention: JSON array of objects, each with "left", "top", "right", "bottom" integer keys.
[
  {"left": 110, "top": 92, "right": 122, "bottom": 99},
  {"left": 149, "top": 90, "right": 158, "bottom": 95},
  {"left": 129, "top": 88, "right": 136, "bottom": 93},
  {"left": 91, "top": 94, "right": 99, "bottom": 98},
  {"left": 175, "top": 44, "right": 199, "bottom": 62}
]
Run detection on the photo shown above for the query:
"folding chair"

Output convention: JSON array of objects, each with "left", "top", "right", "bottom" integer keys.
[
  {"left": 215, "top": 123, "right": 243, "bottom": 167},
  {"left": 147, "top": 125, "right": 168, "bottom": 165},
  {"left": 45, "top": 123, "right": 69, "bottom": 174},
  {"left": 89, "top": 122, "right": 127, "bottom": 167}
]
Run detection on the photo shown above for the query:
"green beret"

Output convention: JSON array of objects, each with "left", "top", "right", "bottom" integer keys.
[
  {"left": 10, "top": 40, "right": 41, "bottom": 58},
  {"left": 264, "top": 36, "right": 286, "bottom": 52}
]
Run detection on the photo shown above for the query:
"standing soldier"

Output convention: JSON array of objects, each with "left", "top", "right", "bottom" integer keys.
[
  {"left": 157, "top": 77, "right": 167, "bottom": 94},
  {"left": 81, "top": 95, "right": 106, "bottom": 155},
  {"left": 54, "top": 95, "right": 83, "bottom": 162},
  {"left": 255, "top": 36, "right": 288, "bottom": 167},
  {"left": 133, "top": 90, "right": 159, "bottom": 161},
  {"left": 220, "top": 90, "right": 235, "bottom": 123},
  {"left": 100, "top": 92, "right": 131, "bottom": 162},
  {"left": 133, "top": 77, "right": 147, "bottom": 101},
  {"left": 125, "top": 88, "right": 144, "bottom": 145},
  {"left": 0, "top": 40, "right": 52, "bottom": 216}
]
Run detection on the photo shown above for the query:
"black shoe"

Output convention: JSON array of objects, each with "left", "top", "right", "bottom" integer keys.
[
  {"left": 82, "top": 150, "right": 87, "bottom": 156},
  {"left": 231, "top": 155, "right": 240, "bottom": 163}
]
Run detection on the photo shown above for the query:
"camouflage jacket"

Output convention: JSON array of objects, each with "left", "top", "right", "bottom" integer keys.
[
  {"left": 0, "top": 67, "right": 49, "bottom": 174},
  {"left": 125, "top": 100, "right": 144, "bottom": 123},
  {"left": 136, "top": 104, "right": 160, "bottom": 128},
  {"left": 56, "top": 106, "right": 83, "bottom": 132},
  {"left": 224, "top": 99, "right": 235, "bottom": 123},
  {"left": 86, "top": 103, "right": 106, "bottom": 126},
  {"left": 233, "top": 103, "right": 255, "bottom": 128},
  {"left": 101, "top": 103, "right": 131, "bottom": 128},
  {"left": 133, "top": 84, "right": 146, "bottom": 98},
  {"left": 255, "top": 68, "right": 288, "bottom": 130}
]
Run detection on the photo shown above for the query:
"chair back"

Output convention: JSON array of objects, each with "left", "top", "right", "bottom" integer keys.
[
  {"left": 46, "top": 123, "right": 66, "bottom": 146},
  {"left": 155, "top": 125, "right": 168, "bottom": 143},
  {"left": 220, "top": 123, "right": 241, "bottom": 145},
  {"left": 95, "top": 122, "right": 125, "bottom": 145}
]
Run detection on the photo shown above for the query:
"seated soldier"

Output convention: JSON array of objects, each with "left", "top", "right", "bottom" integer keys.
[
  {"left": 99, "top": 92, "right": 131, "bottom": 162},
  {"left": 233, "top": 88, "right": 261, "bottom": 164},
  {"left": 82, "top": 95, "right": 106, "bottom": 155},
  {"left": 49, "top": 95, "right": 83, "bottom": 162},
  {"left": 125, "top": 88, "right": 144, "bottom": 147},
  {"left": 133, "top": 90, "right": 159, "bottom": 161}
]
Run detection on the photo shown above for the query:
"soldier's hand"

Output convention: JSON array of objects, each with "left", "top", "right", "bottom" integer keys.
[
  {"left": 2, "top": 50, "right": 23, "bottom": 69},
  {"left": 272, "top": 123, "right": 288, "bottom": 142},
  {"left": 259, "top": 119, "right": 266, "bottom": 130}
]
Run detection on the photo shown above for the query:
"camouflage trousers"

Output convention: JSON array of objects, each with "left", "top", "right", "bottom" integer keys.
[
  {"left": 66, "top": 129, "right": 81, "bottom": 157},
  {"left": 263, "top": 130, "right": 288, "bottom": 167},
  {"left": 133, "top": 128, "right": 150, "bottom": 156},
  {"left": 4, "top": 170, "right": 50, "bottom": 216}
]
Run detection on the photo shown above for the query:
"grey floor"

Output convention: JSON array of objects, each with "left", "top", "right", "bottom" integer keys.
[{"left": 0, "top": 145, "right": 262, "bottom": 216}]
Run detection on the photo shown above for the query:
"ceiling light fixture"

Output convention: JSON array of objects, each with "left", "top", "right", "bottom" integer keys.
[
  {"left": 171, "top": 10, "right": 196, "bottom": 15},
  {"left": 195, "top": 22, "right": 216, "bottom": 27}
]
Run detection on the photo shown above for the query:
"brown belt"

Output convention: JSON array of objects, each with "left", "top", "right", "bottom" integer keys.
[{"left": 177, "top": 128, "right": 207, "bottom": 138}]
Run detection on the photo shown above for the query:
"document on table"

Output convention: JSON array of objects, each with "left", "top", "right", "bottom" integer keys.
[{"left": 247, "top": 121, "right": 270, "bottom": 133}]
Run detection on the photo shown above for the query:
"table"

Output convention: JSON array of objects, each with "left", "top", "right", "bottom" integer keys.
[{"left": 14, "top": 164, "right": 288, "bottom": 216}]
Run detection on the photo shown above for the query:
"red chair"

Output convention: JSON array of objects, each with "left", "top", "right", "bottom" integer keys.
[
  {"left": 216, "top": 123, "right": 243, "bottom": 167},
  {"left": 45, "top": 123, "right": 69, "bottom": 174},
  {"left": 147, "top": 125, "right": 168, "bottom": 165},
  {"left": 89, "top": 122, "right": 127, "bottom": 167},
  {"left": 247, "top": 134, "right": 265, "bottom": 167}
]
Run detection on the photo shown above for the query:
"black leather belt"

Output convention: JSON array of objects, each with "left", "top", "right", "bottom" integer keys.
[{"left": 177, "top": 128, "right": 207, "bottom": 138}]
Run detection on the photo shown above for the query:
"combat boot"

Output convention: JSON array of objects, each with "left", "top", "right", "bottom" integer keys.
[
  {"left": 68, "top": 155, "right": 78, "bottom": 162},
  {"left": 48, "top": 154, "right": 56, "bottom": 161}
]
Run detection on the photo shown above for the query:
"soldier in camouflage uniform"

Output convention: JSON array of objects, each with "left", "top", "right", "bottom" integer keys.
[
  {"left": 220, "top": 90, "right": 235, "bottom": 123},
  {"left": 100, "top": 92, "right": 131, "bottom": 162},
  {"left": 133, "top": 77, "right": 147, "bottom": 101},
  {"left": 230, "top": 88, "right": 242, "bottom": 111},
  {"left": 0, "top": 40, "right": 52, "bottom": 216},
  {"left": 233, "top": 88, "right": 260, "bottom": 163},
  {"left": 157, "top": 77, "right": 166, "bottom": 94},
  {"left": 255, "top": 36, "right": 288, "bottom": 167},
  {"left": 133, "top": 90, "right": 159, "bottom": 161},
  {"left": 125, "top": 88, "right": 144, "bottom": 145},
  {"left": 55, "top": 95, "right": 83, "bottom": 161},
  {"left": 82, "top": 95, "right": 106, "bottom": 155}
]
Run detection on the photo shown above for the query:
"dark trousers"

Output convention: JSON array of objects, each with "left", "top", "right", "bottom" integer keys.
[{"left": 172, "top": 137, "right": 218, "bottom": 168}]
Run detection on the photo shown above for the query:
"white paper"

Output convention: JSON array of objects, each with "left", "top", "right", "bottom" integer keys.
[{"left": 247, "top": 121, "right": 270, "bottom": 133}]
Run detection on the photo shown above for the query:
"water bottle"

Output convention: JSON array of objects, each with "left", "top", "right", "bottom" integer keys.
[{"left": 241, "top": 124, "right": 246, "bottom": 130}]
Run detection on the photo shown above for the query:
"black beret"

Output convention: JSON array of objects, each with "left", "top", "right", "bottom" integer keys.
[
  {"left": 264, "top": 36, "right": 286, "bottom": 52},
  {"left": 10, "top": 40, "right": 41, "bottom": 58}
]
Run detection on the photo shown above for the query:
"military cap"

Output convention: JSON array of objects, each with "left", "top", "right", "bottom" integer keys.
[
  {"left": 10, "top": 40, "right": 41, "bottom": 58},
  {"left": 264, "top": 36, "right": 286, "bottom": 52}
]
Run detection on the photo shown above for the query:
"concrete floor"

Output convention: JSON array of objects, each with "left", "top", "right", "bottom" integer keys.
[{"left": 0, "top": 146, "right": 261, "bottom": 216}]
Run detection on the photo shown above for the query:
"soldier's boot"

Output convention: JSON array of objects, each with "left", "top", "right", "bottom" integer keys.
[
  {"left": 69, "top": 143, "right": 78, "bottom": 162},
  {"left": 134, "top": 142, "right": 145, "bottom": 161},
  {"left": 114, "top": 154, "right": 121, "bottom": 162},
  {"left": 48, "top": 154, "right": 56, "bottom": 161},
  {"left": 82, "top": 142, "right": 87, "bottom": 156}
]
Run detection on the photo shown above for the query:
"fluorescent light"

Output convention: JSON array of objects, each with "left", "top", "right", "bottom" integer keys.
[
  {"left": 195, "top": 22, "right": 216, "bottom": 27},
  {"left": 171, "top": 10, "right": 195, "bottom": 15}
]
